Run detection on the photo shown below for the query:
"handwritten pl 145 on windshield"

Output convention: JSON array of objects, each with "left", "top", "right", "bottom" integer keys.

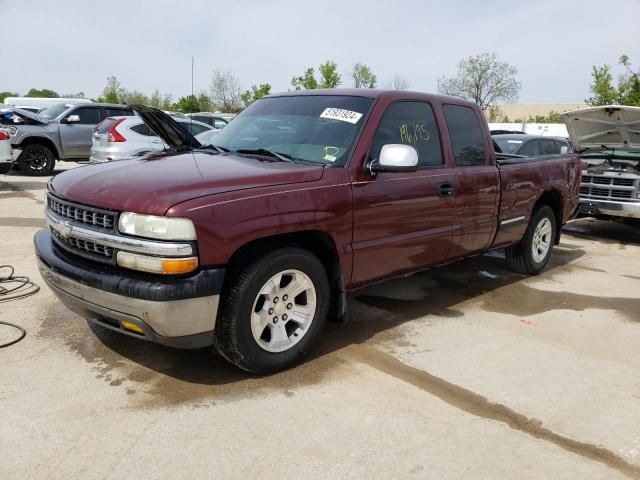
[{"left": 320, "top": 108, "right": 363, "bottom": 124}]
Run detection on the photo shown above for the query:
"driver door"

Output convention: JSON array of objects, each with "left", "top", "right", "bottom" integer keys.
[
  {"left": 350, "top": 100, "right": 456, "bottom": 286},
  {"left": 59, "top": 106, "right": 101, "bottom": 158}
]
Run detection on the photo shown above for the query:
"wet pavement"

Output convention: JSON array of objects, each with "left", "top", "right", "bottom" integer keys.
[{"left": 1, "top": 165, "right": 640, "bottom": 479}]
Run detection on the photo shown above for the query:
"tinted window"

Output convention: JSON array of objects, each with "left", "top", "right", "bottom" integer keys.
[
  {"left": 214, "top": 118, "right": 228, "bottom": 129},
  {"left": 493, "top": 137, "right": 524, "bottom": 154},
  {"left": 517, "top": 140, "right": 542, "bottom": 156},
  {"left": 104, "top": 108, "right": 134, "bottom": 119},
  {"left": 370, "top": 101, "right": 443, "bottom": 167},
  {"left": 95, "top": 118, "right": 117, "bottom": 134},
  {"left": 70, "top": 107, "right": 100, "bottom": 124},
  {"left": 180, "top": 122, "right": 210, "bottom": 135},
  {"left": 191, "top": 115, "right": 212, "bottom": 126},
  {"left": 443, "top": 105, "right": 487, "bottom": 166},
  {"left": 130, "top": 123, "right": 154, "bottom": 136}
]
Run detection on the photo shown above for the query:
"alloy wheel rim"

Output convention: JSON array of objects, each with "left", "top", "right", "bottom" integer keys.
[
  {"left": 251, "top": 269, "right": 317, "bottom": 353},
  {"left": 25, "top": 151, "right": 48, "bottom": 171},
  {"left": 531, "top": 217, "right": 552, "bottom": 263}
]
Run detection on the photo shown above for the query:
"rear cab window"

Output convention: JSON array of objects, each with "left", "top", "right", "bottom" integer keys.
[
  {"left": 370, "top": 101, "right": 443, "bottom": 167},
  {"left": 443, "top": 104, "right": 487, "bottom": 166}
]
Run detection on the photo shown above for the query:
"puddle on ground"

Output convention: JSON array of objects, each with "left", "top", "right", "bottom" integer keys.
[{"left": 36, "top": 234, "right": 639, "bottom": 413}]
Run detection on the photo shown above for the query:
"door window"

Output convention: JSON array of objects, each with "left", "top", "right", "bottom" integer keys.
[
  {"left": 517, "top": 139, "right": 543, "bottom": 156},
  {"left": 69, "top": 107, "right": 100, "bottom": 125},
  {"left": 443, "top": 105, "right": 487, "bottom": 166},
  {"left": 370, "top": 101, "right": 443, "bottom": 167}
]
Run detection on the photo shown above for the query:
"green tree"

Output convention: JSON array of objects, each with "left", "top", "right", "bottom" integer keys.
[
  {"left": 291, "top": 68, "right": 318, "bottom": 90},
  {"left": 586, "top": 55, "right": 640, "bottom": 106},
  {"left": 240, "top": 83, "right": 272, "bottom": 108},
  {"left": 174, "top": 95, "right": 201, "bottom": 113},
  {"left": 120, "top": 90, "right": 149, "bottom": 105},
  {"left": 99, "top": 76, "right": 123, "bottom": 104},
  {"left": 0, "top": 91, "right": 19, "bottom": 103},
  {"left": 196, "top": 91, "right": 213, "bottom": 112},
  {"left": 352, "top": 63, "right": 377, "bottom": 88},
  {"left": 318, "top": 61, "right": 341, "bottom": 88},
  {"left": 618, "top": 55, "right": 640, "bottom": 106},
  {"left": 533, "top": 111, "right": 562, "bottom": 123},
  {"left": 586, "top": 65, "right": 618, "bottom": 105},
  {"left": 437, "top": 52, "right": 520, "bottom": 111},
  {"left": 25, "top": 88, "right": 59, "bottom": 98},
  {"left": 149, "top": 89, "right": 163, "bottom": 108}
]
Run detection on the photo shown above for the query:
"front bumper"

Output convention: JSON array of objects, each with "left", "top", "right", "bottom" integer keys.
[
  {"left": 35, "top": 229, "right": 225, "bottom": 348},
  {"left": 579, "top": 198, "right": 640, "bottom": 219}
]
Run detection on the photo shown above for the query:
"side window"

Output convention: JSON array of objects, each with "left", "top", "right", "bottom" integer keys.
[
  {"left": 130, "top": 123, "right": 154, "bottom": 136},
  {"left": 443, "top": 105, "right": 487, "bottom": 166},
  {"left": 214, "top": 118, "right": 227, "bottom": 129},
  {"left": 69, "top": 107, "right": 100, "bottom": 125},
  {"left": 189, "top": 123, "right": 210, "bottom": 135},
  {"left": 556, "top": 140, "right": 571, "bottom": 154},
  {"left": 518, "top": 140, "right": 542, "bottom": 156},
  {"left": 106, "top": 108, "right": 134, "bottom": 118},
  {"left": 541, "top": 139, "right": 559, "bottom": 155},
  {"left": 370, "top": 101, "right": 443, "bottom": 167}
]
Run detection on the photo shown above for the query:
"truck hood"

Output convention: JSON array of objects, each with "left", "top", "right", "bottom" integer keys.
[
  {"left": 0, "top": 107, "right": 49, "bottom": 124},
  {"left": 49, "top": 152, "right": 325, "bottom": 216},
  {"left": 562, "top": 105, "right": 640, "bottom": 152}
]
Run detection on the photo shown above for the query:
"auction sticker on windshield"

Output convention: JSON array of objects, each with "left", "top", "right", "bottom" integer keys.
[{"left": 320, "top": 108, "right": 363, "bottom": 124}]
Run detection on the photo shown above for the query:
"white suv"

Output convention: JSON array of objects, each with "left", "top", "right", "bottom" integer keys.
[{"left": 90, "top": 116, "right": 213, "bottom": 163}]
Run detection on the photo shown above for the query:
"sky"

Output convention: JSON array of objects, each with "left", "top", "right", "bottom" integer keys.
[{"left": 2, "top": 0, "right": 639, "bottom": 104}]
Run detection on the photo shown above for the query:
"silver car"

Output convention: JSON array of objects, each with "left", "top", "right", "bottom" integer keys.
[{"left": 90, "top": 116, "right": 213, "bottom": 163}]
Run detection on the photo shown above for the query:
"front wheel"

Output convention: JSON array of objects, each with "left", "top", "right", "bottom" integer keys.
[
  {"left": 506, "top": 205, "right": 556, "bottom": 275},
  {"left": 214, "top": 247, "right": 330, "bottom": 374},
  {"left": 18, "top": 144, "right": 55, "bottom": 176}
]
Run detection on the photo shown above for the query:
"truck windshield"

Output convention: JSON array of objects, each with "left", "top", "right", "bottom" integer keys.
[
  {"left": 493, "top": 137, "right": 523, "bottom": 154},
  {"left": 38, "top": 103, "right": 73, "bottom": 119},
  {"left": 212, "top": 95, "right": 374, "bottom": 165}
]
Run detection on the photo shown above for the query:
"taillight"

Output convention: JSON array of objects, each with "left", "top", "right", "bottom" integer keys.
[
  {"left": 108, "top": 118, "right": 126, "bottom": 143},
  {"left": 0, "top": 131, "right": 8, "bottom": 140}
]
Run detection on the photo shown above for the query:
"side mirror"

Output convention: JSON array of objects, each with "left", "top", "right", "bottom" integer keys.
[
  {"left": 369, "top": 144, "right": 419, "bottom": 176},
  {"left": 64, "top": 114, "right": 80, "bottom": 124}
]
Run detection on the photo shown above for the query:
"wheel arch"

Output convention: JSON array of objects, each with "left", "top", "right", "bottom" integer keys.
[
  {"left": 224, "top": 230, "right": 347, "bottom": 322},
  {"left": 534, "top": 188, "right": 563, "bottom": 244},
  {"left": 18, "top": 136, "right": 61, "bottom": 159}
]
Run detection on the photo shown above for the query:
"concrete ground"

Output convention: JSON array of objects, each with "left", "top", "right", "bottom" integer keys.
[{"left": 1, "top": 164, "right": 639, "bottom": 480}]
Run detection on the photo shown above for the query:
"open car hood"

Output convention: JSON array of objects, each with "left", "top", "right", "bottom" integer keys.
[
  {"left": 0, "top": 107, "right": 49, "bottom": 124},
  {"left": 129, "top": 104, "right": 200, "bottom": 149},
  {"left": 562, "top": 105, "right": 640, "bottom": 152}
]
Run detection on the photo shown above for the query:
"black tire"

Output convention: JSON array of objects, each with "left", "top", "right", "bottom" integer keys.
[
  {"left": 214, "top": 247, "right": 330, "bottom": 374},
  {"left": 506, "top": 205, "right": 556, "bottom": 275},
  {"left": 18, "top": 144, "right": 55, "bottom": 176}
]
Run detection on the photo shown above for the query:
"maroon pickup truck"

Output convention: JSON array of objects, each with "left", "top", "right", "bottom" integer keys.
[{"left": 35, "top": 90, "right": 580, "bottom": 373}]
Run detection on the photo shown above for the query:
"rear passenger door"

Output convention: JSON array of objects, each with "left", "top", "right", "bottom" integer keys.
[
  {"left": 442, "top": 104, "right": 499, "bottom": 259},
  {"left": 351, "top": 101, "right": 456, "bottom": 285},
  {"left": 59, "top": 106, "right": 102, "bottom": 158}
]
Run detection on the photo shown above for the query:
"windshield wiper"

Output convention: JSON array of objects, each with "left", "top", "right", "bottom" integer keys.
[
  {"left": 201, "top": 144, "right": 229, "bottom": 154},
  {"left": 235, "top": 148, "right": 294, "bottom": 163}
]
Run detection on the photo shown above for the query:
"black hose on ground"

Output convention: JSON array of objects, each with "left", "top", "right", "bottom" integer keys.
[{"left": 0, "top": 265, "right": 39, "bottom": 348}]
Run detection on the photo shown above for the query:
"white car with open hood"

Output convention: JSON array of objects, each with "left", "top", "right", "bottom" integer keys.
[{"left": 563, "top": 105, "right": 640, "bottom": 221}]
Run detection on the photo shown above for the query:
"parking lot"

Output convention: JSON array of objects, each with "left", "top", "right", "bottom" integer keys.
[{"left": 1, "top": 165, "right": 639, "bottom": 479}]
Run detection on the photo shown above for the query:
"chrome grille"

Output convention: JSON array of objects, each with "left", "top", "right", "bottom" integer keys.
[
  {"left": 580, "top": 173, "right": 639, "bottom": 202},
  {"left": 47, "top": 194, "right": 115, "bottom": 230},
  {"left": 52, "top": 230, "right": 114, "bottom": 262}
]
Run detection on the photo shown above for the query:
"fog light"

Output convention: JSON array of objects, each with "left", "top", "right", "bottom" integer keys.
[
  {"left": 121, "top": 321, "right": 144, "bottom": 335},
  {"left": 116, "top": 251, "right": 198, "bottom": 274}
]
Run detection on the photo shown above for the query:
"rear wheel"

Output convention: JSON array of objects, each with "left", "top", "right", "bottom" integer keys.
[
  {"left": 18, "top": 144, "right": 55, "bottom": 176},
  {"left": 214, "top": 247, "right": 329, "bottom": 374},
  {"left": 506, "top": 205, "right": 556, "bottom": 275}
]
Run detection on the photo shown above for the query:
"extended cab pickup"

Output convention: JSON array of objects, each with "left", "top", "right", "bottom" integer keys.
[{"left": 34, "top": 90, "right": 581, "bottom": 373}]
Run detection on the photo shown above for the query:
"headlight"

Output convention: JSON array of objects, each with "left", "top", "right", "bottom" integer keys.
[{"left": 118, "top": 212, "right": 196, "bottom": 241}]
